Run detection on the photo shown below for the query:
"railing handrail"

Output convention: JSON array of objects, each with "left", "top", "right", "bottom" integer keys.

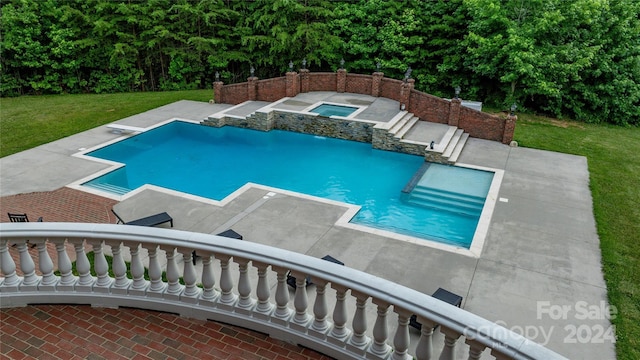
[{"left": 0, "top": 222, "right": 567, "bottom": 360}]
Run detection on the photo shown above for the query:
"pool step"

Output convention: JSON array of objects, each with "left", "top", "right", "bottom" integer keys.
[
  {"left": 404, "top": 185, "right": 485, "bottom": 216},
  {"left": 448, "top": 132, "right": 469, "bottom": 163},
  {"left": 394, "top": 116, "right": 420, "bottom": 139},
  {"left": 388, "top": 116, "right": 470, "bottom": 164},
  {"left": 388, "top": 112, "right": 415, "bottom": 135},
  {"left": 83, "top": 182, "right": 132, "bottom": 196},
  {"left": 442, "top": 129, "right": 465, "bottom": 159}
]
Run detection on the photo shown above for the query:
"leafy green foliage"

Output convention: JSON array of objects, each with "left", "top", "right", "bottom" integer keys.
[
  {"left": 1, "top": 0, "right": 638, "bottom": 124},
  {"left": 241, "top": 0, "right": 341, "bottom": 75},
  {"left": 463, "top": 0, "right": 639, "bottom": 124}
]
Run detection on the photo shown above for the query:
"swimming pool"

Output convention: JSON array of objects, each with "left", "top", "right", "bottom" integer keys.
[
  {"left": 83, "top": 121, "right": 493, "bottom": 248},
  {"left": 310, "top": 104, "right": 358, "bottom": 117}
]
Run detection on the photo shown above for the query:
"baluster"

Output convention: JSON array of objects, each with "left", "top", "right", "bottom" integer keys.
[
  {"left": 491, "top": 349, "right": 517, "bottom": 360},
  {"left": 328, "top": 285, "right": 351, "bottom": 346},
  {"left": 439, "top": 326, "right": 461, "bottom": 360},
  {"left": 200, "top": 254, "right": 218, "bottom": 304},
  {"left": 54, "top": 239, "right": 75, "bottom": 290},
  {"left": 17, "top": 242, "right": 39, "bottom": 291},
  {"left": 165, "top": 247, "right": 183, "bottom": 299},
  {"left": 217, "top": 254, "right": 237, "bottom": 309},
  {"left": 146, "top": 245, "right": 166, "bottom": 296},
  {"left": 75, "top": 240, "right": 94, "bottom": 291},
  {"left": 414, "top": 316, "right": 437, "bottom": 360},
  {"left": 235, "top": 257, "right": 255, "bottom": 312},
  {"left": 181, "top": 249, "right": 199, "bottom": 302},
  {"left": 309, "top": 279, "right": 330, "bottom": 338},
  {"left": 465, "top": 339, "right": 487, "bottom": 360},
  {"left": 271, "top": 266, "right": 292, "bottom": 324},
  {"left": 253, "top": 262, "right": 273, "bottom": 319},
  {"left": 369, "top": 300, "right": 392, "bottom": 358},
  {"left": 130, "top": 243, "right": 148, "bottom": 295},
  {"left": 91, "top": 240, "right": 112, "bottom": 291},
  {"left": 291, "top": 270, "right": 311, "bottom": 331},
  {"left": 35, "top": 239, "right": 56, "bottom": 290},
  {"left": 347, "top": 291, "right": 370, "bottom": 354},
  {"left": 0, "top": 239, "right": 20, "bottom": 289},
  {"left": 391, "top": 310, "right": 411, "bottom": 360},
  {"left": 111, "top": 242, "right": 130, "bottom": 294}
]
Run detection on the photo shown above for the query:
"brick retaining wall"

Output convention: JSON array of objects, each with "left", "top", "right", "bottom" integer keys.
[{"left": 214, "top": 72, "right": 514, "bottom": 144}]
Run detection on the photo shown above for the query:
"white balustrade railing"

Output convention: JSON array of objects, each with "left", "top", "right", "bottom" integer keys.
[{"left": 0, "top": 223, "right": 566, "bottom": 360}]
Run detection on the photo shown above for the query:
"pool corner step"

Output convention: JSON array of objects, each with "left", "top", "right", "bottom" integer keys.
[{"left": 83, "top": 182, "right": 132, "bottom": 196}]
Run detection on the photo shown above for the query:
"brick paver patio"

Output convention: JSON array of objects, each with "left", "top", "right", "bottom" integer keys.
[{"left": 0, "top": 188, "right": 330, "bottom": 360}]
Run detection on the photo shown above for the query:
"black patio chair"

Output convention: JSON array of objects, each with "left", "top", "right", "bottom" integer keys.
[
  {"left": 111, "top": 209, "right": 173, "bottom": 227},
  {"left": 8, "top": 212, "right": 42, "bottom": 222},
  {"left": 193, "top": 229, "right": 243, "bottom": 265},
  {"left": 7, "top": 213, "right": 43, "bottom": 247},
  {"left": 287, "top": 255, "right": 344, "bottom": 289}
]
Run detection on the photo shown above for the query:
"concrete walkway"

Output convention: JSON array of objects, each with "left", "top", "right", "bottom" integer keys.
[{"left": 0, "top": 97, "right": 615, "bottom": 359}]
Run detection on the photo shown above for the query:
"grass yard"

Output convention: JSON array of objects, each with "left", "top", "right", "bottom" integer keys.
[
  {"left": 1, "top": 93, "right": 638, "bottom": 359},
  {"left": 0, "top": 89, "right": 212, "bottom": 157}
]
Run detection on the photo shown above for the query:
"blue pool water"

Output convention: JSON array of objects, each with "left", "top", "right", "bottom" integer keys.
[
  {"left": 310, "top": 104, "right": 358, "bottom": 117},
  {"left": 84, "top": 121, "right": 493, "bottom": 247}
]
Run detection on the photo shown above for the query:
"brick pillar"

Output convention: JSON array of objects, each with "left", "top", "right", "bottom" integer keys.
[
  {"left": 213, "top": 81, "right": 224, "bottom": 103},
  {"left": 337, "top": 69, "right": 347, "bottom": 93},
  {"left": 299, "top": 69, "right": 310, "bottom": 93},
  {"left": 371, "top": 72, "right": 384, "bottom": 97},
  {"left": 247, "top": 76, "right": 258, "bottom": 101},
  {"left": 448, "top": 98, "right": 461, "bottom": 127},
  {"left": 286, "top": 71, "right": 299, "bottom": 97},
  {"left": 503, "top": 114, "right": 517, "bottom": 144},
  {"left": 399, "top": 79, "right": 414, "bottom": 110}
]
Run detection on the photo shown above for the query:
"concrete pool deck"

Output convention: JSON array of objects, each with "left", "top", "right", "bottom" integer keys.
[{"left": 0, "top": 97, "right": 615, "bottom": 359}]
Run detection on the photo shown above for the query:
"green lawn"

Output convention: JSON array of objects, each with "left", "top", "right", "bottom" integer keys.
[
  {"left": 0, "top": 90, "right": 212, "bottom": 157},
  {"left": 1, "top": 93, "right": 638, "bottom": 359}
]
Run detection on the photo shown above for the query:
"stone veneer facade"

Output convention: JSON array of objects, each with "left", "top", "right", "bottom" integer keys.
[{"left": 203, "top": 110, "right": 374, "bottom": 144}]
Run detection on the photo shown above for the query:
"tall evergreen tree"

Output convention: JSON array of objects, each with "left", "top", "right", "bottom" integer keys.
[
  {"left": 412, "top": 0, "right": 471, "bottom": 97},
  {"left": 332, "top": 0, "right": 422, "bottom": 78},
  {"left": 241, "top": 0, "right": 342, "bottom": 75}
]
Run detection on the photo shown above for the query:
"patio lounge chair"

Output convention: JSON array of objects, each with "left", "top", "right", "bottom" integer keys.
[
  {"left": 193, "top": 229, "right": 243, "bottom": 265},
  {"left": 111, "top": 209, "right": 173, "bottom": 227},
  {"left": 8, "top": 213, "right": 43, "bottom": 222},
  {"left": 287, "top": 255, "right": 344, "bottom": 289},
  {"left": 410, "top": 288, "right": 463, "bottom": 330},
  {"left": 7, "top": 213, "right": 43, "bottom": 247}
]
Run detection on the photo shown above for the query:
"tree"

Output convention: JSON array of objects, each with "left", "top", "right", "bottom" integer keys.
[
  {"left": 241, "top": 0, "right": 342, "bottom": 75},
  {"left": 463, "top": 0, "right": 639, "bottom": 124},
  {"left": 331, "top": 0, "right": 423, "bottom": 78},
  {"left": 564, "top": 0, "right": 640, "bottom": 124},
  {"left": 412, "top": 0, "right": 472, "bottom": 98}
]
